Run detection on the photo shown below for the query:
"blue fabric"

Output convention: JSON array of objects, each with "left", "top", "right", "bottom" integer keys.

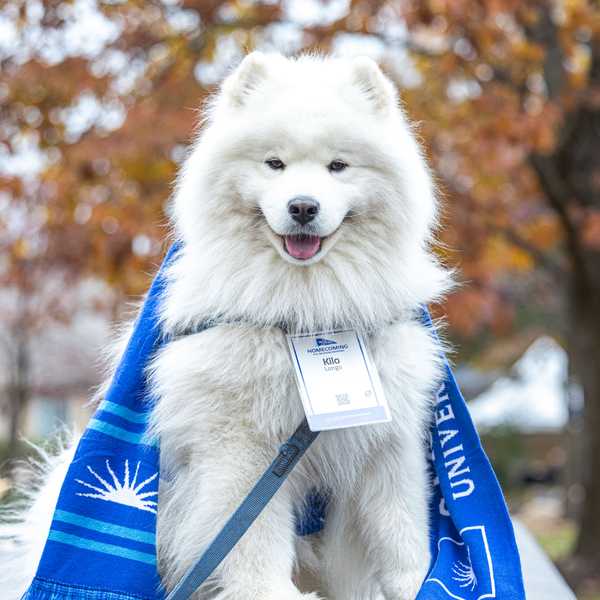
[
  {"left": 22, "top": 244, "right": 180, "bottom": 600},
  {"left": 417, "top": 310, "right": 525, "bottom": 599},
  {"left": 23, "top": 245, "right": 525, "bottom": 600}
]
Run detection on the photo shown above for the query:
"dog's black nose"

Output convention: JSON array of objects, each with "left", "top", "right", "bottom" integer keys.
[{"left": 288, "top": 197, "right": 320, "bottom": 225}]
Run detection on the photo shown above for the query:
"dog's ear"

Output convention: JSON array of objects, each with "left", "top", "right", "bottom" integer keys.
[
  {"left": 351, "top": 56, "right": 398, "bottom": 113},
  {"left": 222, "top": 52, "right": 270, "bottom": 107}
]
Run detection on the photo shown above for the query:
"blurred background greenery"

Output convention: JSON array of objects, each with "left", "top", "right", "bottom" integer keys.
[{"left": 0, "top": 0, "right": 599, "bottom": 596}]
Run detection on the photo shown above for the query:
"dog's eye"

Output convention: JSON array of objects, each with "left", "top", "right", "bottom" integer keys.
[
  {"left": 328, "top": 159, "right": 348, "bottom": 173},
  {"left": 265, "top": 157, "right": 285, "bottom": 170}
]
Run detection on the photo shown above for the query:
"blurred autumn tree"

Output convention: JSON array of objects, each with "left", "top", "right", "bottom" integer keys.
[{"left": 1, "top": 0, "right": 599, "bottom": 582}]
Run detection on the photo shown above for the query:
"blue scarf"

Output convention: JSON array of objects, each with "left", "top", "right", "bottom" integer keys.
[{"left": 23, "top": 244, "right": 525, "bottom": 600}]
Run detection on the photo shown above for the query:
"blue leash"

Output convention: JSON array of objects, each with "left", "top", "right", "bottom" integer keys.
[{"left": 165, "top": 419, "right": 319, "bottom": 600}]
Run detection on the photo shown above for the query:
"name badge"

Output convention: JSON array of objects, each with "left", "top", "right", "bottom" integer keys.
[{"left": 287, "top": 329, "right": 391, "bottom": 431}]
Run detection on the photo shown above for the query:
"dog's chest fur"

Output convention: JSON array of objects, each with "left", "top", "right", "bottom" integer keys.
[{"left": 150, "top": 318, "right": 441, "bottom": 495}]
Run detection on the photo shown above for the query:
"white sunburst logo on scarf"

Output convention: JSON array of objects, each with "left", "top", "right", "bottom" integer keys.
[
  {"left": 75, "top": 459, "right": 158, "bottom": 513},
  {"left": 451, "top": 547, "right": 478, "bottom": 592}
]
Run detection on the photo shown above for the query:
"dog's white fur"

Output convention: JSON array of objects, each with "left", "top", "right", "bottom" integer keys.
[{"left": 1, "top": 53, "right": 450, "bottom": 600}]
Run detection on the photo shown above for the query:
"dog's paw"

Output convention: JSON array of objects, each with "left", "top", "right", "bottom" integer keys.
[
  {"left": 217, "top": 583, "right": 322, "bottom": 600},
  {"left": 381, "top": 564, "right": 429, "bottom": 600},
  {"left": 269, "top": 591, "right": 322, "bottom": 600}
]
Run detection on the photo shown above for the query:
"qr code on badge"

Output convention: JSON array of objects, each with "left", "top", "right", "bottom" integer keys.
[{"left": 335, "top": 393, "right": 350, "bottom": 406}]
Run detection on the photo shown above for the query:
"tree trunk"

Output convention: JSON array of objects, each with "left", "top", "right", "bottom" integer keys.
[
  {"left": 564, "top": 45, "right": 600, "bottom": 572},
  {"left": 530, "top": 35, "right": 600, "bottom": 578},
  {"left": 551, "top": 37, "right": 600, "bottom": 578},
  {"left": 569, "top": 263, "right": 600, "bottom": 573}
]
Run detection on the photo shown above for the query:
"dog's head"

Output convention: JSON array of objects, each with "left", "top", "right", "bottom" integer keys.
[{"left": 167, "top": 53, "right": 449, "bottom": 331}]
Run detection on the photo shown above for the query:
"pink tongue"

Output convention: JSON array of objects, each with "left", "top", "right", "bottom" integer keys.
[{"left": 284, "top": 235, "right": 321, "bottom": 260}]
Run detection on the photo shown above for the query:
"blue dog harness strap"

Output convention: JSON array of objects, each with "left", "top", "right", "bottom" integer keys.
[{"left": 165, "top": 420, "right": 319, "bottom": 600}]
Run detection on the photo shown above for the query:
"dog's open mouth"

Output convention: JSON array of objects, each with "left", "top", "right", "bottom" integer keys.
[{"left": 283, "top": 234, "right": 322, "bottom": 260}]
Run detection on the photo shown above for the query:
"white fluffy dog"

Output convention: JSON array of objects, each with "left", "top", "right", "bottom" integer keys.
[{"left": 2, "top": 53, "right": 451, "bottom": 600}]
